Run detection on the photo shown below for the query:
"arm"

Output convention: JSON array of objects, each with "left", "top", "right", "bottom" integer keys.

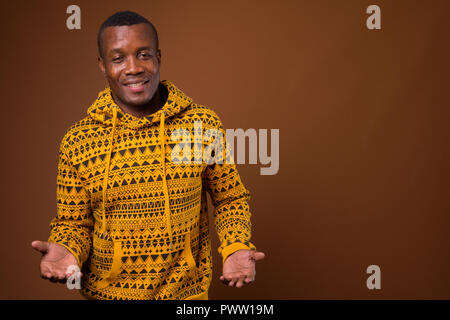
[
  {"left": 203, "top": 161, "right": 257, "bottom": 265},
  {"left": 201, "top": 114, "right": 257, "bottom": 265},
  {"left": 47, "top": 135, "right": 94, "bottom": 268},
  {"left": 202, "top": 118, "right": 265, "bottom": 288}
]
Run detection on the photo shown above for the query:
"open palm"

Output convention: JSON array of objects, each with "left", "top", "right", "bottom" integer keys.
[
  {"left": 220, "top": 249, "right": 265, "bottom": 288},
  {"left": 31, "top": 241, "right": 80, "bottom": 283}
]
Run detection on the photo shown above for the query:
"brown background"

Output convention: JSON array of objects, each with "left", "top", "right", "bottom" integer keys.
[{"left": 0, "top": 0, "right": 449, "bottom": 299}]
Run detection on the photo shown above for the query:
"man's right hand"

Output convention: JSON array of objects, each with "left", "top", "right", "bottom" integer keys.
[{"left": 31, "top": 241, "right": 81, "bottom": 283}]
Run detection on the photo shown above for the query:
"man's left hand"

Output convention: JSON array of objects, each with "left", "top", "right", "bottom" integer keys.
[{"left": 220, "top": 249, "right": 265, "bottom": 288}]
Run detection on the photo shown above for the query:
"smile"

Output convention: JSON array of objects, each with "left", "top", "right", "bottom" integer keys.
[
  {"left": 123, "top": 79, "right": 149, "bottom": 92},
  {"left": 125, "top": 80, "right": 148, "bottom": 87}
]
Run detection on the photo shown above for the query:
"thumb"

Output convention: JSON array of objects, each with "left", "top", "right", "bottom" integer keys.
[
  {"left": 31, "top": 240, "right": 49, "bottom": 254},
  {"left": 251, "top": 251, "right": 265, "bottom": 261}
]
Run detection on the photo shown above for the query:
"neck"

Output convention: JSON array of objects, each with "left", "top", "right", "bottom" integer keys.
[{"left": 114, "top": 84, "right": 168, "bottom": 118}]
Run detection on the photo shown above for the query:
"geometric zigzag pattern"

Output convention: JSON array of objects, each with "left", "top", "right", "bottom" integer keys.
[{"left": 47, "top": 80, "right": 256, "bottom": 300}]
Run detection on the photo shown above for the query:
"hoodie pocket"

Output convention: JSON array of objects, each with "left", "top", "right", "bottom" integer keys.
[
  {"left": 91, "top": 232, "right": 122, "bottom": 289},
  {"left": 106, "top": 240, "right": 122, "bottom": 279},
  {"left": 93, "top": 231, "right": 198, "bottom": 290}
]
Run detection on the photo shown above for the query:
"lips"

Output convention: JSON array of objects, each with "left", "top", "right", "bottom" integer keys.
[
  {"left": 124, "top": 79, "right": 149, "bottom": 86},
  {"left": 123, "top": 79, "right": 149, "bottom": 92}
]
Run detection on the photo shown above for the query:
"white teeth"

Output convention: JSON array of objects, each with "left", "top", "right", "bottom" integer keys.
[{"left": 126, "top": 81, "right": 145, "bottom": 87}]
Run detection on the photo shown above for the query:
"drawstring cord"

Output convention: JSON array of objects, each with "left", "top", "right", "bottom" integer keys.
[
  {"left": 101, "top": 106, "right": 118, "bottom": 234},
  {"left": 160, "top": 111, "right": 174, "bottom": 251}
]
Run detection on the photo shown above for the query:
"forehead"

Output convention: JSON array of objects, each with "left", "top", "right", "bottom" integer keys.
[{"left": 101, "top": 23, "right": 156, "bottom": 52}]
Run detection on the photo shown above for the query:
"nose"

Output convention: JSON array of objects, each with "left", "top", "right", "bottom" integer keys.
[{"left": 124, "top": 56, "right": 144, "bottom": 75}]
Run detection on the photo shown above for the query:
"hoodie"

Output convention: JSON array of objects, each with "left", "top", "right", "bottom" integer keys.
[{"left": 47, "top": 80, "right": 257, "bottom": 300}]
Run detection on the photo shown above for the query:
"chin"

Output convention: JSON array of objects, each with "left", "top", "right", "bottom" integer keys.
[{"left": 127, "top": 96, "right": 153, "bottom": 107}]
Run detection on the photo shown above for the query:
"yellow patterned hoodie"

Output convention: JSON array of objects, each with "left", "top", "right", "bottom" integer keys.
[{"left": 48, "top": 80, "right": 257, "bottom": 300}]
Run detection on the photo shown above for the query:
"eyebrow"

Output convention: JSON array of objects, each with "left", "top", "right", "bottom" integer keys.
[
  {"left": 109, "top": 46, "right": 155, "bottom": 54},
  {"left": 136, "top": 46, "right": 154, "bottom": 52}
]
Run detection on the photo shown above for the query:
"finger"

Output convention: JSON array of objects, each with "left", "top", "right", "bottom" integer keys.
[
  {"left": 222, "top": 272, "right": 241, "bottom": 286},
  {"left": 40, "top": 264, "right": 50, "bottom": 276},
  {"left": 51, "top": 277, "right": 67, "bottom": 284},
  {"left": 56, "top": 272, "right": 66, "bottom": 280},
  {"left": 43, "top": 272, "right": 57, "bottom": 280},
  {"left": 49, "top": 271, "right": 66, "bottom": 282},
  {"left": 57, "top": 265, "right": 77, "bottom": 276},
  {"left": 49, "top": 277, "right": 59, "bottom": 283},
  {"left": 224, "top": 274, "right": 233, "bottom": 282},
  {"left": 235, "top": 275, "right": 246, "bottom": 288},
  {"left": 31, "top": 241, "right": 49, "bottom": 254},
  {"left": 251, "top": 251, "right": 265, "bottom": 261},
  {"left": 220, "top": 275, "right": 231, "bottom": 285},
  {"left": 228, "top": 276, "right": 238, "bottom": 287},
  {"left": 40, "top": 265, "right": 53, "bottom": 279},
  {"left": 244, "top": 273, "right": 255, "bottom": 283}
]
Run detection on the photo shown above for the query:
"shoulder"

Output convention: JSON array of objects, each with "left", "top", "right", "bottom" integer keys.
[
  {"left": 59, "top": 115, "right": 102, "bottom": 153},
  {"left": 183, "top": 103, "right": 224, "bottom": 129}
]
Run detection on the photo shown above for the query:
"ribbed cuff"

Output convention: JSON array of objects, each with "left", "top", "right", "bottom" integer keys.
[{"left": 221, "top": 242, "right": 256, "bottom": 264}]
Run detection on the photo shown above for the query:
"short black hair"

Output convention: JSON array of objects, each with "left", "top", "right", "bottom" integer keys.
[{"left": 97, "top": 11, "right": 159, "bottom": 58}]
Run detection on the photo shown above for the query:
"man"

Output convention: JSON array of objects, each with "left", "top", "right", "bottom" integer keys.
[{"left": 31, "top": 11, "right": 264, "bottom": 300}]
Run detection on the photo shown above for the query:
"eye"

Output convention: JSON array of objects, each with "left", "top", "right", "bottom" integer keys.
[
  {"left": 139, "top": 52, "right": 153, "bottom": 59},
  {"left": 112, "top": 56, "right": 123, "bottom": 63}
]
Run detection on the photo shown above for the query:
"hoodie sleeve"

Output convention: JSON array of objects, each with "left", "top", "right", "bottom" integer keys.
[
  {"left": 47, "top": 135, "right": 93, "bottom": 267},
  {"left": 202, "top": 115, "right": 257, "bottom": 264}
]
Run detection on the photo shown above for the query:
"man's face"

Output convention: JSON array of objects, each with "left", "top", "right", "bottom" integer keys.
[{"left": 98, "top": 23, "right": 161, "bottom": 108}]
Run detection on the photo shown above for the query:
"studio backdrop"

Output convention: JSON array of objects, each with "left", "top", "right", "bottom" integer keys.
[{"left": 0, "top": 0, "right": 449, "bottom": 299}]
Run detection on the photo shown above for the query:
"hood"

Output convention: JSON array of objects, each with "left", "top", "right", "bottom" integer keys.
[
  {"left": 88, "top": 80, "right": 193, "bottom": 252},
  {"left": 87, "top": 79, "right": 193, "bottom": 130}
]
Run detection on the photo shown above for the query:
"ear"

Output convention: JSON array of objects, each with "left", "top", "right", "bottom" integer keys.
[
  {"left": 156, "top": 49, "right": 162, "bottom": 66},
  {"left": 98, "top": 56, "right": 106, "bottom": 75}
]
